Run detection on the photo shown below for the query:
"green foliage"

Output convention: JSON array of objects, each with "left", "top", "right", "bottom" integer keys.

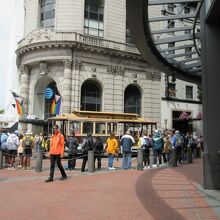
[{"left": 0, "top": 109, "right": 4, "bottom": 114}]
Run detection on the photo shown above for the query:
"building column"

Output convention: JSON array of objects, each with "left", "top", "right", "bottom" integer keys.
[
  {"left": 19, "top": 64, "right": 30, "bottom": 131},
  {"left": 201, "top": 6, "right": 220, "bottom": 189},
  {"left": 71, "top": 60, "right": 82, "bottom": 111},
  {"left": 62, "top": 60, "right": 72, "bottom": 114}
]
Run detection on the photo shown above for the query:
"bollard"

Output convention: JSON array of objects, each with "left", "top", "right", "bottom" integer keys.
[
  {"left": 88, "top": 150, "right": 95, "bottom": 173},
  {"left": 171, "top": 149, "right": 177, "bottom": 167},
  {"left": 137, "top": 148, "right": 143, "bottom": 170},
  {"left": 187, "top": 147, "right": 193, "bottom": 163},
  {"left": 0, "top": 150, "right": 3, "bottom": 169},
  {"left": 35, "top": 150, "right": 43, "bottom": 172}
]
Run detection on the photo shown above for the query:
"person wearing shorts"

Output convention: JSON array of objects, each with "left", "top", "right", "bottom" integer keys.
[
  {"left": 22, "top": 130, "right": 34, "bottom": 170},
  {"left": 7, "top": 131, "right": 19, "bottom": 170}
]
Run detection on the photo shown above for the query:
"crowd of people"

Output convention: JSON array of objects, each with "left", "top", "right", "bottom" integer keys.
[
  {"left": 137, "top": 129, "right": 204, "bottom": 169},
  {"left": 0, "top": 129, "right": 50, "bottom": 170},
  {"left": 0, "top": 127, "right": 203, "bottom": 175},
  {"left": 77, "top": 128, "right": 203, "bottom": 171}
]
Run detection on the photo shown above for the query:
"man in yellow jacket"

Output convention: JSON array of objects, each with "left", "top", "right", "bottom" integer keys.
[{"left": 45, "top": 125, "right": 67, "bottom": 182}]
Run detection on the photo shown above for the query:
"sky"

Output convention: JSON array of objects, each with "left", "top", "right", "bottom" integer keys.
[{"left": 0, "top": 0, "right": 24, "bottom": 109}]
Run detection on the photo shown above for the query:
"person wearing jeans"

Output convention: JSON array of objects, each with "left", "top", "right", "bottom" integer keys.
[
  {"left": 122, "top": 151, "right": 132, "bottom": 169},
  {"left": 45, "top": 125, "right": 67, "bottom": 182},
  {"left": 105, "top": 133, "right": 118, "bottom": 170},
  {"left": 120, "top": 131, "right": 135, "bottom": 170}
]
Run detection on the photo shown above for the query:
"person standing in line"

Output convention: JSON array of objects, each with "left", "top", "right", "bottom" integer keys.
[
  {"left": 197, "top": 135, "right": 203, "bottom": 156},
  {"left": 162, "top": 132, "right": 171, "bottom": 166},
  {"left": 66, "top": 131, "right": 79, "bottom": 171},
  {"left": 120, "top": 131, "right": 135, "bottom": 170},
  {"left": 34, "top": 133, "right": 41, "bottom": 152},
  {"left": 174, "top": 130, "right": 184, "bottom": 164},
  {"left": 22, "top": 130, "right": 34, "bottom": 170},
  {"left": 152, "top": 130, "right": 164, "bottom": 168},
  {"left": 7, "top": 131, "right": 19, "bottom": 170},
  {"left": 1, "top": 130, "right": 9, "bottom": 166},
  {"left": 94, "top": 136, "right": 104, "bottom": 170},
  {"left": 40, "top": 133, "right": 49, "bottom": 158},
  {"left": 17, "top": 134, "right": 24, "bottom": 168},
  {"left": 105, "top": 133, "right": 118, "bottom": 170},
  {"left": 45, "top": 125, "right": 67, "bottom": 182},
  {"left": 140, "top": 132, "right": 153, "bottom": 169},
  {"left": 81, "top": 133, "right": 94, "bottom": 172}
]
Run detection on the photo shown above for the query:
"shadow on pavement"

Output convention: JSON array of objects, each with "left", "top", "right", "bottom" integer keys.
[{"left": 135, "top": 169, "right": 186, "bottom": 220}]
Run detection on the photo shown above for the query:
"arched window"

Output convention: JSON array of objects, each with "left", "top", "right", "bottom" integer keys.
[
  {"left": 81, "top": 80, "right": 101, "bottom": 111},
  {"left": 40, "top": 0, "right": 56, "bottom": 29},
  {"left": 44, "top": 81, "right": 59, "bottom": 118},
  {"left": 124, "top": 85, "right": 141, "bottom": 115}
]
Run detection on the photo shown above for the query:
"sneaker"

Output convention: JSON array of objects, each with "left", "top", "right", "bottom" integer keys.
[
  {"left": 8, "top": 166, "right": 12, "bottom": 170},
  {"left": 152, "top": 164, "right": 157, "bottom": 168},
  {"left": 108, "top": 167, "right": 112, "bottom": 170},
  {"left": 18, "top": 165, "right": 22, "bottom": 168},
  {"left": 11, "top": 166, "right": 16, "bottom": 171},
  {"left": 45, "top": 178, "right": 53, "bottom": 183},
  {"left": 111, "top": 167, "right": 116, "bottom": 170},
  {"left": 59, "top": 176, "right": 68, "bottom": 181},
  {"left": 147, "top": 166, "right": 151, "bottom": 169},
  {"left": 143, "top": 166, "right": 147, "bottom": 170}
]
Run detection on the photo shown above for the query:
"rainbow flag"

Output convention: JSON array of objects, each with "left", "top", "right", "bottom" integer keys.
[
  {"left": 50, "top": 94, "right": 61, "bottom": 115},
  {"left": 11, "top": 91, "right": 24, "bottom": 116}
]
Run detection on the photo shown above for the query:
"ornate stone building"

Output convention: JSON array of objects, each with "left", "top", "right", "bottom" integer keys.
[{"left": 16, "top": 0, "right": 161, "bottom": 133}]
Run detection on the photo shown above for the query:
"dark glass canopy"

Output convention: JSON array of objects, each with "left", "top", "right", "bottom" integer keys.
[{"left": 126, "top": 0, "right": 202, "bottom": 83}]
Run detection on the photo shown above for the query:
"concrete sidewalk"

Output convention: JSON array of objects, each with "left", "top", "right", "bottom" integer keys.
[{"left": 0, "top": 158, "right": 219, "bottom": 220}]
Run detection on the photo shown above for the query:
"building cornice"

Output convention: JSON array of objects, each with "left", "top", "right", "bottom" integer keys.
[{"left": 16, "top": 29, "right": 143, "bottom": 66}]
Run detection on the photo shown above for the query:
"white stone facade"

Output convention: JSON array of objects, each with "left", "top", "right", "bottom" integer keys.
[
  {"left": 16, "top": 0, "right": 161, "bottom": 133},
  {"left": 16, "top": 0, "right": 201, "bottom": 134},
  {"left": 160, "top": 73, "right": 202, "bottom": 134}
]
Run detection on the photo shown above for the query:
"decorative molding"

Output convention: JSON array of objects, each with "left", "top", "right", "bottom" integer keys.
[
  {"left": 63, "top": 59, "right": 73, "bottom": 69},
  {"left": 106, "top": 65, "right": 125, "bottom": 76},
  {"left": 92, "top": 67, "right": 97, "bottom": 72},
  {"left": 19, "top": 64, "right": 29, "bottom": 75},
  {"left": 39, "top": 61, "right": 48, "bottom": 75},
  {"left": 17, "top": 31, "right": 140, "bottom": 59},
  {"left": 27, "top": 29, "right": 50, "bottom": 44},
  {"left": 133, "top": 73, "right": 137, "bottom": 78},
  {"left": 73, "top": 60, "right": 82, "bottom": 70},
  {"left": 145, "top": 70, "right": 161, "bottom": 81}
]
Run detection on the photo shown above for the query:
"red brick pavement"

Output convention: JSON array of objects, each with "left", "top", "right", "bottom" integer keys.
[{"left": 0, "top": 158, "right": 218, "bottom": 220}]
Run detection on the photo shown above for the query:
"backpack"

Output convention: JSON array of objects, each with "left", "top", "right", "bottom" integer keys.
[
  {"left": 24, "top": 136, "right": 33, "bottom": 149},
  {"left": 87, "top": 137, "right": 94, "bottom": 151},
  {"left": 144, "top": 137, "right": 152, "bottom": 149},
  {"left": 67, "top": 137, "right": 79, "bottom": 153},
  {"left": 94, "top": 139, "right": 103, "bottom": 154},
  {"left": 175, "top": 136, "right": 183, "bottom": 147}
]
